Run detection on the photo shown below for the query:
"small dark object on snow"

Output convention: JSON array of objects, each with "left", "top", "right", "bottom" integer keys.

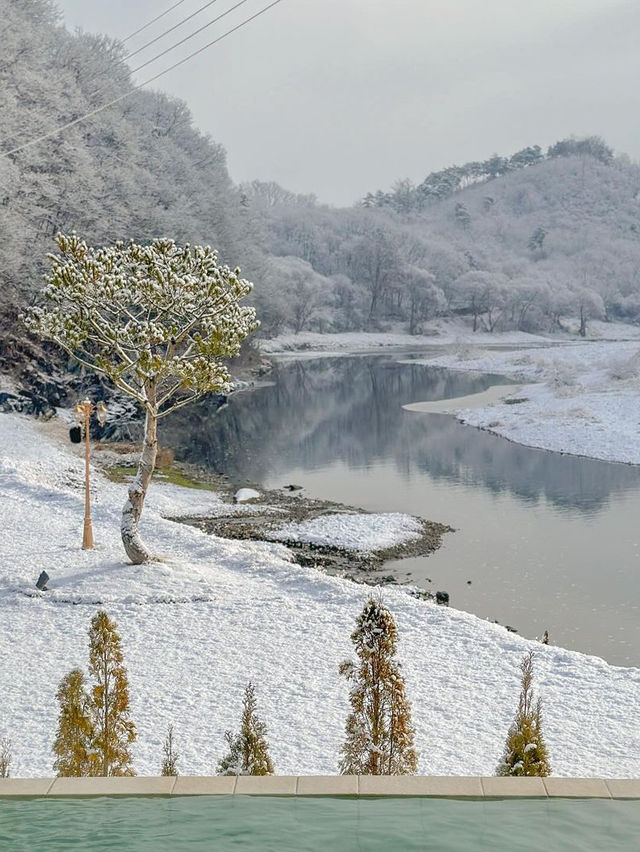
[
  {"left": 435, "top": 591, "right": 449, "bottom": 606},
  {"left": 505, "top": 625, "right": 518, "bottom": 633},
  {"left": 283, "top": 484, "right": 303, "bottom": 491},
  {"left": 36, "top": 571, "right": 49, "bottom": 591},
  {"left": 466, "top": 580, "right": 472, "bottom": 585},
  {"left": 69, "top": 426, "right": 82, "bottom": 444},
  {"left": 542, "top": 630, "right": 549, "bottom": 645}
]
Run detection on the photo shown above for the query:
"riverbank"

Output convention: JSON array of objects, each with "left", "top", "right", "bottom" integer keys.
[
  {"left": 176, "top": 500, "right": 450, "bottom": 583},
  {"left": 1, "top": 411, "right": 639, "bottom": 778},
  {"left": 95, "top": 441, "right": 450, "bottom": 583},
  {"left": 405, "top": 340, "right": 640, "bottom": 465},
  {"left": 259, "top": 319, "right": 640, "bottom": 356}
]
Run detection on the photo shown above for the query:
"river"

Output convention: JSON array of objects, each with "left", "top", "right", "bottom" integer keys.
[{"left": 166, "top": 352, "right": 640, "bottom": 667}]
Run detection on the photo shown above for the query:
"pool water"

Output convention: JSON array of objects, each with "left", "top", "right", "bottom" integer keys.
[{"left": 1, "top": 796, "right": 638, "bottom": 851}]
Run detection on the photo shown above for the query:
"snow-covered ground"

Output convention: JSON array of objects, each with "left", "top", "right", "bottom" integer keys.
[
  {"left": 270, "top": 513, "right": 424, "bottom": 553},
  {"left": 259, "top": 325, "right": 550, "bottom": 355},
  {"left": 1, "top": 413, "right": 639, "bottom": 778},
  {"left": 405, "top": 341, "right": 640, "bottom": 465}
]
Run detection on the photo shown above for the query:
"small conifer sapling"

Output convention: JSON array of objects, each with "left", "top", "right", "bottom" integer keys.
[
  {"left": 161, "top": 724, "right": 180, "bottom": 776},
  {"left": 217, "top": 683, "right": 274, "bottom": 776},
  {"left": 497, "top": 650, "right": 551, "bottom": 777},
  {"left": 339, "top": 597, "right": 418, "bottom": 775}
]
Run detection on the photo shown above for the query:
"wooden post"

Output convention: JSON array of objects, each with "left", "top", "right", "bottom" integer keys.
[{"left": 81, "top": 399, "right": 94, "bottom": 550}]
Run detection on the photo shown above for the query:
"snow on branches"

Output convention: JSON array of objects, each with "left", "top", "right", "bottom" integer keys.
[
  {"left": 23, "top": 234, "right": 259, "bottom": 564},
  {"left": 24, "top": 233, "right": 259, "bottom": 415}
]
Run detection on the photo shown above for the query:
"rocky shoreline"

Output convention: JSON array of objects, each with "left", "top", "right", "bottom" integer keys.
[{"left": 160, "top": 461, "right": 452, "bottom": 592}]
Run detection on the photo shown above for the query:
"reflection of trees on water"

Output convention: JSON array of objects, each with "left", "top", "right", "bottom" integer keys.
[{"left": 164, "top": 356, "right": 640, "bottom": 514}]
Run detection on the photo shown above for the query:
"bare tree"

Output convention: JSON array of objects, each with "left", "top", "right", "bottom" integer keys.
[
  {"left": 0, "top": 738, "right": 12, "bottom": 778},
  {"left": 161, "top": 724, "right": 180, "bottom": 776}
]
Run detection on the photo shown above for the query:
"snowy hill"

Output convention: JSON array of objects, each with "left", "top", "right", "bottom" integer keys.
[
  {"left": 3, "top": 0, "right": 640, "bottom": 355},
  {"left": 0, "top": 412, "right": 638, "bottom": 778}
]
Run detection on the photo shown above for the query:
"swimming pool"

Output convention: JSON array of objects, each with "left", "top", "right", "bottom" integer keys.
[{"left": 1, "top": 795, "right": 638, "bottom": 851}]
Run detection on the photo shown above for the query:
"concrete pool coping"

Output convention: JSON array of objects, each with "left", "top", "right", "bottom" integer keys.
[{"left": 0, "top": 777, "right": 639, "bottom": 799}]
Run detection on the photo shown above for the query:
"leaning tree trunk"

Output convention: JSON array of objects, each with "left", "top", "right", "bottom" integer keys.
[{"left": 121, "top": 386, "right": 158, "bottom": 564}]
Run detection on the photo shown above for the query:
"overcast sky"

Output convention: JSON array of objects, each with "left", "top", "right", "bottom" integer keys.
[{"left": 56, "top": 0, "right": 640, "bottom": 206}]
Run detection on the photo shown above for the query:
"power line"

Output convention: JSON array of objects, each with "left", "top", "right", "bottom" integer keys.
[
  {"left": 90, "top": 0, "right": 251, "bottom": 99},
  {"left": 120, "top": 0, "right": 189, "bottom": 45},
  {"left": 123, "top": 0, "right": 221, "bottom": 64},
  {"left": 82, "top": 0, "right": 222, "bottom": 91},
  {"left": 1, "top": 0, "right": 286, "bottom": 161}
]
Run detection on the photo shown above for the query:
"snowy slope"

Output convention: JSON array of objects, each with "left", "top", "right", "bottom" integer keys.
[
  {"left": 406, "top": 341, "right": 640, "bottom": 465},
  {"left": 0, "top": 413, "right": 639, "bottom": 778}
]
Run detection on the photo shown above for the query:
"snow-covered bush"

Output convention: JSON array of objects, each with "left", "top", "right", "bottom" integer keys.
[
  {"left": 608, "top": 350, "right": 640, "bottom": 382},
  {"left": 547, "top": 359, "right": 578, "bottom": 394}
]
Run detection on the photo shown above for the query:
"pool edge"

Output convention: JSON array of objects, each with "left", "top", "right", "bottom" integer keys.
[{"left": 1, "top": 776, "right": 639, "bottom": 799}]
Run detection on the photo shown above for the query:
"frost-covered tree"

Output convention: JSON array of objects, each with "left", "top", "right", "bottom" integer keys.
[
  {"left": 88, "top": 610, "right": 136, "bottom": 777},
  {"left": 528, "top": 226, "right": 547, "bottom": 256},
  {"left": 24, "top": 234, "right": 258, "bottom": 562},
  {"left": 497, "top": 651, "right": 550, "bottom": 777},
  {"left": 574, "top": 287, "right": 605, "bottom": 338},
  {"left": 267, "top": 256, "right": 330, "bottom": 333},
  {"left": 339, "top": 597, "right": 418, "bottom": 775},
  {"left": 217, "top": 682, "right": 274, "bottom": 776},
  {"left": 450, "top": 271, "right": 508, "bottom": 332},
  {"left": 53, "top": 669, "right": 96, "bottom": 777},
  {"left": 161, "top": 724, "right": 179, "bottom": 776}
]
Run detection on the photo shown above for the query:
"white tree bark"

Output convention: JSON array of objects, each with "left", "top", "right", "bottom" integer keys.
[{"left": 121, "top": 382, "right": 158, "bottom": 564}]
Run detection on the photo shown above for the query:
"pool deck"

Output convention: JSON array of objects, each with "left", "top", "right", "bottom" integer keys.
[{"left": 0, "top": 776, "right": 639, "bottom": 798}]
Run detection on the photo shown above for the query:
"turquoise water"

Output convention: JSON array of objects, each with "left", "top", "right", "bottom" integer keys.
[{"left": 1, "top": 796, "right": 639, "bottom": 851}]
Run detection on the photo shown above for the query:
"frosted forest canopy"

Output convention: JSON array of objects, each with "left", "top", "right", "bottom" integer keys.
[{"left": 3, "top": 0, "right": 640, "bottom": 345}]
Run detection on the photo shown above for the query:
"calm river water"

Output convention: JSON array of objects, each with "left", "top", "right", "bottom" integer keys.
[{"left": 167, "top": 353, "right": 640, "bottom": 667}]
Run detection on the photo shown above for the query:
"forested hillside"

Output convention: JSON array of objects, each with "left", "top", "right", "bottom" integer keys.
[
  {"left": 0, "top": 0, "right": 258, "bottom": 320},
  {"left": 3, "top": 0, "right": 640, "bottom": 352},
  {"left": 252, "top": 142, "right": 640, "bottom": 337}
]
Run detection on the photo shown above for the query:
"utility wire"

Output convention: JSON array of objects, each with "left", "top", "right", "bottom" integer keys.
[
  {"left": 90, "top": 0, "right": 251, "bottom": 98},
  {"left": 0, "top": 0, "right": 286, "bottom": 160},
  {"left": 120, "top": 0, "right": 188, "bottom": 45},
  {"left": 82, "top": 0, "right": 223, "bottom": 90},
  {"left": 123, "top": 0, "right": 221, "bottom": 64}
]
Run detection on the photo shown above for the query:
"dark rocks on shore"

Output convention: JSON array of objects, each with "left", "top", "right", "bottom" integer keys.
[{"left": 163, "top": 462, "right": 452, "bottom": 589}]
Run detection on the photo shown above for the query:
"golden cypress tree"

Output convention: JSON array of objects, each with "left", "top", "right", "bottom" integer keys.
[
  {"left": 88, "top": 610, "right": 136, "bottom": 776},
  {"left": 53, "top": 669, "right": 96, "bottom": 777},
  {"left": 339, "top": 597, "right": 418, "bottom": 775},
  {"left": 217, "top": 683, "right": 274, "bottom": 776},
  {"left": 497, "top": 651, "right": 551, "bottom": 777}
]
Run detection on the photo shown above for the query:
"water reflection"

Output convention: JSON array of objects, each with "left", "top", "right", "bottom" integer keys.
[{"left": 166, "top": 355, "right": 640, "bottom": 515}]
